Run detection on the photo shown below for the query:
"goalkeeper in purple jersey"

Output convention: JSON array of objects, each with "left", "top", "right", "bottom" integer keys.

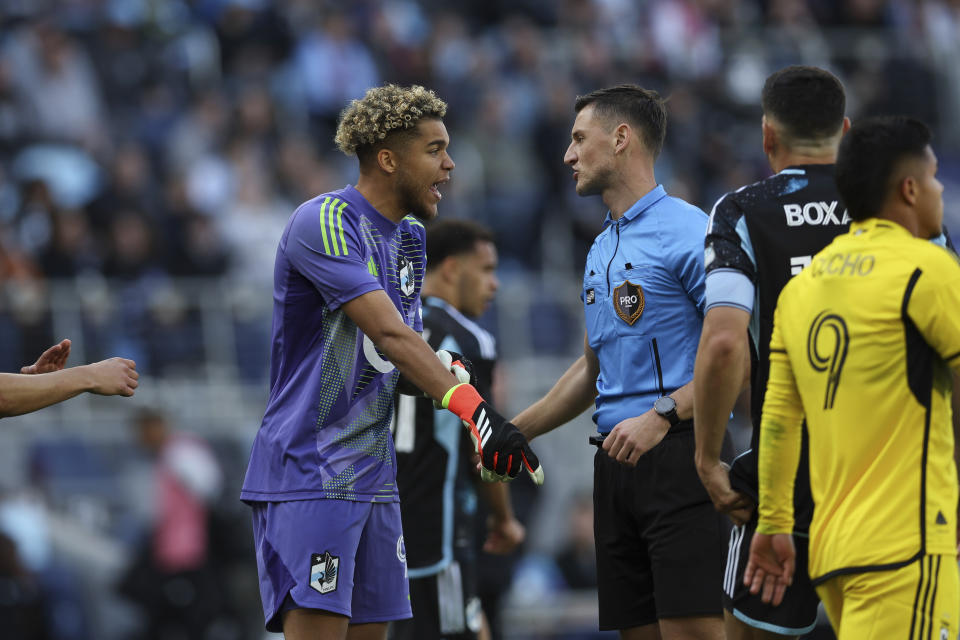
[{"left": 239, "top": 84, "right": 542, "bottom": 640}]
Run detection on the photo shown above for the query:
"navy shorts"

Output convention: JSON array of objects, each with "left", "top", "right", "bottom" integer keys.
[
  {"left": 250, "top": 499, "right": 412, "bottom": 632},
  {"left": 723, "top": 521, "right": 819, "bottom": 636}
]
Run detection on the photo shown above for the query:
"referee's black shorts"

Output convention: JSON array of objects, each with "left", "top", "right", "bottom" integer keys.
[{"left": 593, "top": 424, "right": 727, "bottom": 630}]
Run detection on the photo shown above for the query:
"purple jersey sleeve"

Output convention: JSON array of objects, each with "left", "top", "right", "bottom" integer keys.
[{"left": 284, "top": 197, "right": 382, "bottom": 310}]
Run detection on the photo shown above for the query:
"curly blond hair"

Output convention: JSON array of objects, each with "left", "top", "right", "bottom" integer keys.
[{"left": 335, "top": 84, "right": 448, "bottom": 156}]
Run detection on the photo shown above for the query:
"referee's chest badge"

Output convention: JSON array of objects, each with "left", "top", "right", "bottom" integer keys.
[
  {"left": 309, "top": 551, "right": 339, "bottom": 594},
  {"left": 613, "top": 281, "right": 644, "bottom": 325}
]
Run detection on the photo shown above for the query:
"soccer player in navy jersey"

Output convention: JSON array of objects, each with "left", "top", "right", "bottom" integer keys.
[
  {"left": 239, "top": 84, "right": 541, "bottom": 640},
  {"left": 390, "top": 219, "right": 524, "bottom": 640}
]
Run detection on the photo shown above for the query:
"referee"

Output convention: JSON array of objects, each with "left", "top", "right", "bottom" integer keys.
[{"left": 512, "top": 85, "right": 726, "bottom": 639}]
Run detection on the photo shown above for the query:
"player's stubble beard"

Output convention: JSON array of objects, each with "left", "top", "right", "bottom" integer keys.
[{"left": 395, "top": 166, "right": 438, "bottom": 223}]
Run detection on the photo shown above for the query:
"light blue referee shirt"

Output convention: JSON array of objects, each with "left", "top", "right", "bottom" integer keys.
[{"left": 581, "top": 185, "right": 708, "bottom": 434}]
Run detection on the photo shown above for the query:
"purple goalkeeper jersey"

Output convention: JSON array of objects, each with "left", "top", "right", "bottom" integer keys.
[{"left": 241, "top": 185, "right": 425, "bottom": 503}]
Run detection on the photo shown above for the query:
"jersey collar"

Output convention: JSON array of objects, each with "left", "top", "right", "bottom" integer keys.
[
  {"left": 341, "top": 184, "right": 400, "bottom": 237},
  {"left": 601, "top": 184, "right": 668, "bottom": 230},
  {"left": 849, "top": 217, "right": 912, "bottom": 238}
]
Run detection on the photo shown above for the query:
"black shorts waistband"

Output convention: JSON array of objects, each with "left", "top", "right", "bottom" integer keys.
[{"left": 590, "top": 418, "right": 693, "bottom": 447}]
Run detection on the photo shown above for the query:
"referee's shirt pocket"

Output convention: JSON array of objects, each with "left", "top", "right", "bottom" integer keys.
[{"left": 583, "top": 274, "right": 609, "bottom": 345}]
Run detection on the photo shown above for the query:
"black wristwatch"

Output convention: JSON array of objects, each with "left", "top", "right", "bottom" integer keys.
[{"left": 653, "top": 395, "right": 681, "bottom": 426}]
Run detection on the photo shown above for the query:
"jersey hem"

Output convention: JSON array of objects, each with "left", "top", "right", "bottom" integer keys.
[
  {"left": 408, "top": 556, "right": 452, "bottom": 579},
  {"left": 810, "top": 550, "right": 923, "bottom": 586}
]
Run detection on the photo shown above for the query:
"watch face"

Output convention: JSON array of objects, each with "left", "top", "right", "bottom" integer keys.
[{"left": 655, "top": 396, "right": 676, "bottom": 414}]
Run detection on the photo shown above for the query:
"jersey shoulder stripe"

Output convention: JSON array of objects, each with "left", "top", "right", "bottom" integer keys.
[{"left": 318, "top": 197, "right": 350, "bottom": 257}]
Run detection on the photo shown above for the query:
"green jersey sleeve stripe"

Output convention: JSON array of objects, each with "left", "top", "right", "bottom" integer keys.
[
  {"left": 404, "top": 215, "right": 425, "bottom": 229},
  {"left": 337, "top": 200, "right": 349, "bottom": 255},
  {"left": 328, "top": 198, "right": 342, "bottom": 257},
  {"left": 318, "top": 197, "right": 333, "bottom": 255}
]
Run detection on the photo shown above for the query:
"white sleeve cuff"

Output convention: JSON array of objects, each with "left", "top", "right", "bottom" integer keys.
[{"left": 705, "top": 268, "right": 754, "bottom": 314}]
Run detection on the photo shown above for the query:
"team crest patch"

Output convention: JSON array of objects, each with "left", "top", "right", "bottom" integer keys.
[
  {"left": 613, "top": 281, "right": 644, "bottom": 325},
  {"left": 309, "top": 551, "right": 339, "bottom": 594},
  {"left": 397, "top": 254, "right": 415, "bottom": 296}
]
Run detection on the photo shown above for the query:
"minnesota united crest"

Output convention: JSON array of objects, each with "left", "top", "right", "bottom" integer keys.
[
  {"left": 309, "top": 551, "right": 339, "bottom": 594},
  {"left": 397, "top": 254, "right": 415, "bottom": 296}
]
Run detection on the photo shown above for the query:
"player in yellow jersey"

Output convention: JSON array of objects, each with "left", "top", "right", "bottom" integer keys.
[{"left": 744, "top": 116, "right": 960, "bottom": 640}]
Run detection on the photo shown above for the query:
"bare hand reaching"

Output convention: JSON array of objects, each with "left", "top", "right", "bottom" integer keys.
[
  {"left": 744, "top": 532, "right": 795, "bottom": 606},
  {"left": 21, "top": 339, "right": 72, "bottom": 375}
]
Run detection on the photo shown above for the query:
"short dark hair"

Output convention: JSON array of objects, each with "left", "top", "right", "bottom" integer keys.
[
  {"left": 574, "top": 85, "right": 667, "bottom": 158},
  {"left": 835, "top": 116, "right": 931, "bottom": 221},
  {"left": 761, "top": 66, "right": 846, "bottom": 140},
  {"left": 426, "top": 219, "right": 495, "bottom": 271}
]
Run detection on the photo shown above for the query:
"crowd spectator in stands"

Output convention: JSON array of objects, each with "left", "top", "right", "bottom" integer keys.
[{"left": 118, "top": 407, "right": 226, "bottom": 640}]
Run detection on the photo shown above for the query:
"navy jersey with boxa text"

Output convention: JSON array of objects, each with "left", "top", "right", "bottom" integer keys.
[{"left": 704, "top": 164, "right": 848, "bottom": 529}]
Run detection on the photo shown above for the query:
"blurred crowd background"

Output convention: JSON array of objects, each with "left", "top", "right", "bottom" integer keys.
[{"left": 0, "top": 0, "right": 958, "bottom": 638}]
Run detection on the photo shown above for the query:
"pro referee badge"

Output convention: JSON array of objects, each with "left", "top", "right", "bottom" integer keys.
[
  {"left": 613, "top": 280, "right": 644, "bottom": 325},
  {"left": 585, "top": 288, "right": 595, "bottom": 304},
  {"left": 309, "top": 551, "right": 339, "bottom": 594},
  {"left": 397, "top": 254, "right": 415, "bottom": 296}
]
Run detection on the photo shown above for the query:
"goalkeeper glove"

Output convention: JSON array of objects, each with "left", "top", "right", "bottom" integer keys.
[
  {"left": 436, "top": 349, "right": 476, "bottom": 386},
  {"left": 396, "top": 349, "right": 476, "bottom": 396},
  {"left": 442, "top": 383, "right": 544, "bottom": 485}
]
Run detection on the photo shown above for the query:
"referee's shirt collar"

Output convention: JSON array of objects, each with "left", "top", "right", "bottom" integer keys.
[{"left": 601, "top": 184, "right": 668, "bottom": 230}]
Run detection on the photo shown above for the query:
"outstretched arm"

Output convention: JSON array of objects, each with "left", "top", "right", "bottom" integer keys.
[
  {"left": 693, "top": 306, "right": 754, "bottom": 524},
  {"left": 343, "top": 290, "right": 543, "bottom": 483},
  {"left": 343, "top": 290, "right": 461, "bottom": 400},
  {"left": 511, "top": 332, "right": 599, "bottom": 441},
  {"left": 0, "top": 357, "right": 138, "bottom": 417}
]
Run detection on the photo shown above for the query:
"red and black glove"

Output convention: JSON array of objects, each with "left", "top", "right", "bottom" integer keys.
[
  {"left": 442, "top": 383, "right": 544, "bottom": 485},
  {"left": 396, "top": 349, "right": 476, "bottom": 397}
]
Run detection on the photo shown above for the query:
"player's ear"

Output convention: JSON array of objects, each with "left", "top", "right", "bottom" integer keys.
[
  {"left": 377, "top": 148, "right": 398, "bottom": 175},
  {"left": 900, "top": 174, "right": 919, "bottom": 207},
  {"left": 841, "top": 116, "right": 851, "bottom": 135},
  {"left": 761, "top": 116, "right": 776, "bottom": 155},
  {"left": 614, "top": 123, "right": 629, "bottom": 155},
  {"left": 439, "top": 255, "right": 460, "bottom": 283}
]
